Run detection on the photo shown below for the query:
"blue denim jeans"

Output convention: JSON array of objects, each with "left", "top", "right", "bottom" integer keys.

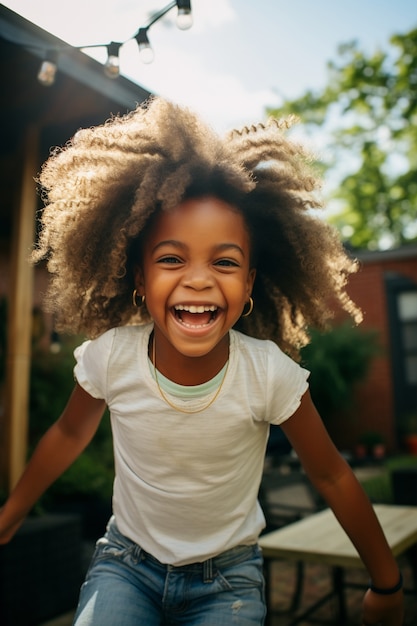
[{"left": 73, "top": 517, "right": 266, "bottom": 625}]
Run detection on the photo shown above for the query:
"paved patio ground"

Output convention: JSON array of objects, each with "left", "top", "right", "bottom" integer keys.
[
  {"left": 40, "top": 552, "right": 416, "bottom": 626},
  {"left": 267, "top": 552, "right": 416, "bottom": 625}
]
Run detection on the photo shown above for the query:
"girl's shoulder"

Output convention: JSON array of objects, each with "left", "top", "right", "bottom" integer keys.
[
  {"left": 229, "top": 331, "right": 309, "bottom": 423},
  {"left": 75, "top": 322, "right": 152, "bottom": 360},
  {"left": 74, "top": 323, "right": 153, "bottom": 398},
  {"left": 89, "top": 322, "right": 152, "bottom": 344},
  {"left": 230, "top": 329, "right": 280, "bottom": 357},
  {"left": 230, "top": 329, "right": 305, "bottom": 375}
]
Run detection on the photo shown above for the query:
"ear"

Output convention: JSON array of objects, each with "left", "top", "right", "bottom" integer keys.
[
  {"left": 134, "top": 265, "right": 145, "bottom": 296},
  {"left": 246, "top": 268, "right": 256, "bottom": 298}
]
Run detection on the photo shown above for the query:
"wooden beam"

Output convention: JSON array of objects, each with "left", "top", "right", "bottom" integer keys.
[{"left": 5, "top": 125, "right": 38, "bottom": 490}]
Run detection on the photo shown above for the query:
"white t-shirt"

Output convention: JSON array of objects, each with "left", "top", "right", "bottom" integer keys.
[{"left": 74, "top": 323, "right": 309, "bottom": 565}]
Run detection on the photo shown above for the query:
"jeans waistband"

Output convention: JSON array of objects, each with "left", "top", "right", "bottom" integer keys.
[{"left": 102, "top": 516, "right": 260, "bottom": 582}]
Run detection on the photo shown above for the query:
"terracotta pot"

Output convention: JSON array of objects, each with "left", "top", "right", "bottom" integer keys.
[
  {"left": 355, "top": 444, "right": 367, "bottom": 459},
  {"left": 372, "top": 443, "right": 386, "bottom": 459},
  {"left": 404, "top": 434, "right": 417, "bottom": 456}
]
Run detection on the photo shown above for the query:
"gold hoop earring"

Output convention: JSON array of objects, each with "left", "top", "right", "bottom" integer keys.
[
  {"left": 241, "top": 297, "right": 254, "bottom": 318},
  {"left": 132, "top": 289, "right": 145, "bottom": 308}
]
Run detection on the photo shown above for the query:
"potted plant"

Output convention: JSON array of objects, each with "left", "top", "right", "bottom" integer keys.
[
  {"left": 354, "top": 441, "right": 368, "bottom": 461},
  {"left": 359, "top": 431, "right": 386, "bottom": 460}
]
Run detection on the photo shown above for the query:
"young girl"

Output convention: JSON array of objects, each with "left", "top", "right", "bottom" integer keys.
[{"left": 0, "top": 98, "right": 403, "bottom": 625}]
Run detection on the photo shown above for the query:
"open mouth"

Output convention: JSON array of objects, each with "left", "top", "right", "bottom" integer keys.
[{"left": 174, "top": 304, "right": 219, "bottom": 328}]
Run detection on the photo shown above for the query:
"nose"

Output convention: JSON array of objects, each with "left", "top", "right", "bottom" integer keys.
[{"left": 182, "top": 264, "right": 214, "bottom": 290}]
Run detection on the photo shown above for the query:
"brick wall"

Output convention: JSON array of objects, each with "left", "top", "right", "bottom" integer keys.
[{"left": 334, "top": 247, "right": 417, "bottom": 452}]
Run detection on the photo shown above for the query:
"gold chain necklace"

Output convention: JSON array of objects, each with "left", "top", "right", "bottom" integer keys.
[{"left": 152, "top": 335, "right": 229, "bottom": 414}]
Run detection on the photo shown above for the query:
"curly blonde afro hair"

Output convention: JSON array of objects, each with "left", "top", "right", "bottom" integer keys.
[{"left": 34, "top": 96, "right": 361, "bottom": 359}]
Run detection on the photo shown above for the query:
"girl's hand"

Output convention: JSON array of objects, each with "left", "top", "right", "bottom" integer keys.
[{"left": 362, "top": 588, "right": 404, "bottom": 626}]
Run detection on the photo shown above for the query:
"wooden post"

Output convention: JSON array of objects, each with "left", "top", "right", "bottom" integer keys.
[{"left": 5, "top": 126, "right": 38, "bottom": 490}]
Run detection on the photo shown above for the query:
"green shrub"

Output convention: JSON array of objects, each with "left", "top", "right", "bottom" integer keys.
[
  {"left": 29, "top": 337, "right": 114, "bottom": 510},
  {"left": 300, "top": 322, "right": 381, "bottom": 421},
  {"left": 29, "top": 337, "right": 80, "bottom": 439},
  {"left": 361, "top": 472, "right": 393, "bottom": 503},
  {"left": 360, "top": 456, "right": 417, "bottom": 503}
]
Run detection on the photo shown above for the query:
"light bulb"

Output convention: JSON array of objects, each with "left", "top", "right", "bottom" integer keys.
[
  {"left": 176, "top": 1, "right": 193, "bottom": 30},
  {"left": 176, "top": 8, "right": 193, "bottom": 30},
  {"left": 105, "top": 42, "right": 121, "bottom": 78},
  {"left": 136, "top": 29, "right": 155, "bottom": 64},
  {"left": 105, "top": 55, "right": 120, "bottom": 78},
  {"left": 37, "top": 59, "right": 57, "bottom": 86},
  {"left": 139, "top": 45, "right": 154, "bottom": 64}
]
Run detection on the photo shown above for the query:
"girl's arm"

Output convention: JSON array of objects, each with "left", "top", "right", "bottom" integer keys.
[
  {"left": 280, "top": 390, "right": 404, "bottom": 626},
  {"left": 0, "top": 383, "right": 106, "bottom": 544}
]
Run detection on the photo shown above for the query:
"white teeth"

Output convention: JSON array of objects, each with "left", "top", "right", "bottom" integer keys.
[{"left": 175, "top": 305, "right": 217, "bottom": 313}]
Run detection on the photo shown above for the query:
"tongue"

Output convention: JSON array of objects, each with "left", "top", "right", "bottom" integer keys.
[{"left": 180, "top": 310, "right": 212, "bottom": 325}]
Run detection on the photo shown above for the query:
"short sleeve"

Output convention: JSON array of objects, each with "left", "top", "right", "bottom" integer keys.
[
  {"left": 266, "top": 341, "right": 310, "bottom": 425},
  {"left": 73, "top": 329, "right": 115, "bottom": 400}
]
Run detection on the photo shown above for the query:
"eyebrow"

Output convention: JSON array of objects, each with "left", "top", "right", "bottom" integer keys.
[{"left": 152, "top": 240, "right": 246, "bottom": 256}]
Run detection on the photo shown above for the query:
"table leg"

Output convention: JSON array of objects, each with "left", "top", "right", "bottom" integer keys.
[
  {"left": 290, "top": 561, "right": 304, "bottom": 612},
  {"left": 287, "top": 565, "right": 348, "bottom": 625},
  {"left": 264, "top": 560, "right": 349, "bottom": 625},
  {"left": 332, "top": 566, "right": 347, "bottom": 623},
  {"left": 407, "top": 544, "right": 417, "bottom": 591}
]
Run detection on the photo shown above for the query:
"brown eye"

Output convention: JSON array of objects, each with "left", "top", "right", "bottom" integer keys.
[
  {"left": 215, "top": 259, "right": 239, "bottom": 267},
  {"left": 158, "top": 256, "right": 181, "bottom": 264}
]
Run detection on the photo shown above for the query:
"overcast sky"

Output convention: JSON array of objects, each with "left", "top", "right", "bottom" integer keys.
[{"left": 3, "top": 0, "right": 417, "bottom": 131}]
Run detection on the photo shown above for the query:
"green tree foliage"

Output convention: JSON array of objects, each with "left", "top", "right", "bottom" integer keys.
[{"left": 267, "top": 28, "right": 417, "bottom": 250}]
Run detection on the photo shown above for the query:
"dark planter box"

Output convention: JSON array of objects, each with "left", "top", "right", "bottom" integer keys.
[
  {"left": 50, "top": 496, "right": 112, "bottom": 540},
  {"left": 0, "top": 514, "right": 82, "bottom": 626},
  {"left": 392, "top": 467, "right": 417, "bottom": 505}
]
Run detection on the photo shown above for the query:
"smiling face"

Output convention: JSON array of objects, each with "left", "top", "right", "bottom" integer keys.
[{"left": 135, "top": 196, "right": 256, "bottom": 383}]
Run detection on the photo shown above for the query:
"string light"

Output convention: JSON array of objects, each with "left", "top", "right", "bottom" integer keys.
[
  {"left": 135, "top": 29, "right": 154, "bottom": 64},
  {"left": 33, "top": 1, "right": 192, "bottom": 86},
  {"left": 176, "top": 0, "right": 193, "bottom": 30},
  {"left": 104, "top": 41, "right": 122, "bottom": 78},
  {"left": 37, "top": 49, "right": 58, "bottom": 86}
]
